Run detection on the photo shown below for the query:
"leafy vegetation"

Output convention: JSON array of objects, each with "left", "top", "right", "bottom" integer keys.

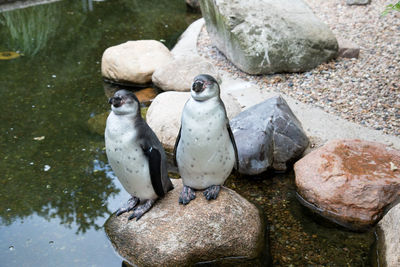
[{"left": 382, "top": 1, "right": 400, "bottom": 15}]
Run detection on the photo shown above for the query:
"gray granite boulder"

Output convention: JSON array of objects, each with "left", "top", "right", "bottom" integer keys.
[
  {"left": 376, "top": 202, "right": 400, "bottom": 267},
  {"left": 199, "top": 0, "right": 338, "bottom": 74},
  {"left": 105, "top": 179, "right": 268, "bottom": 266},
  {"left": 230, "top": 96, "right": 309, "bottom": 175}
]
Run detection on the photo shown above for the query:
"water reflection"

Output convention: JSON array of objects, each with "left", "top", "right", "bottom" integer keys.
[
  {"left": 0, "top": 152, "right": 120, "bottom": 234},
  {"left": 81, "top": 0, "right": 93, "bottom": 12},
  {"left": 0, "top": 3, "right": 62, "bottom": 56}
]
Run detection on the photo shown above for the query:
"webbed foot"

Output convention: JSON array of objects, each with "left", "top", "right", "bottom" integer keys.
[
  {"left": 128, "top": 199, "right": 155, "bottom": 221},
  {"left": 116, "top": 196, "right": 139, "bottom": 216},
  {"left": 179, "top": 185, "right": 196, "bottom": 205},
  {"left": 203, "top": 185, "right": 221, "bottom": 200}
]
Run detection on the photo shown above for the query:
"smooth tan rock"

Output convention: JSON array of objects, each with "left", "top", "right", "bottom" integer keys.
[
  {"left": 152, "top": 56, "right": 220, "bottom": 92},
  {"left": 101, "top": 40, "right": 173, "bottom": 85},
  {"left": 146, "top": 91, "right": 241, "bottom": 151},
  {"left": 294, "top": 139, "right": 400, "bottom": 230},
  {"left": 105, "top": 179, "right": 266, "bottom": 266},
  {"left": 376, "top": 202, "right": 400, "bottom": 267}
]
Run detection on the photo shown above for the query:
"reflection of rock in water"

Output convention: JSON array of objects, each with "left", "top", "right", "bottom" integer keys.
[
  {"left": 1, "top": 3, "right": 62, "bottom": 55},
  {"left": 103, "top": 81, "right": 159, "bottom": 106},
  {"left": 0, "top": 0, "right": 62, "bottom": 12}
]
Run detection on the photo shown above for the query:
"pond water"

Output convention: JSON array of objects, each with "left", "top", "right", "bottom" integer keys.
[
  {"left": 0, "top": 1, "right": 376, "bottom": 266},
  {"left": 0, "top": 0, "right": 199, "bottom": 266}
]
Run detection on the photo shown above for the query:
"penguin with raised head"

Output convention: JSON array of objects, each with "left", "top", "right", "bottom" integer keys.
[
  {"left": 174, "top": 74, "right": 238, "bottom": 205},
  {"left": 105, "top": 89, "right": 173, "bottom": 220}
]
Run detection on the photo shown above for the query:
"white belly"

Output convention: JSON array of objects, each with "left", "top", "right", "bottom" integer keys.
[
  {"left": 105, "top": 113, "right": 157, "bottom": 200},
  {"left": 176, "top": 98, "right": 235, "bottom": 190}
]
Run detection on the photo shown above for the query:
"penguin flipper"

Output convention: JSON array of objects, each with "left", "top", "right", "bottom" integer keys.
[
  {"left": 173, "top": 126, "right": 182, "bottom": 167},
  {"left": 227, "top": 123, "right": 239, "bottom": 170},
  {"left": 142, "top": 146, "right": 165, "bottom": 198}
]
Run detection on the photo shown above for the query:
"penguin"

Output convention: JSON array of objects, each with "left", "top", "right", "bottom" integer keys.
[
  {"left": 173, "top": 74, "right": 239, "bottom": 205},
  {"left": 105, "top": 89, "right": 173, "bottom": 220}
]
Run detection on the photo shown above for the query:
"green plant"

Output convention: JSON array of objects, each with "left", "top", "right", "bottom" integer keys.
[{"left": 382, "top": 1, "right": 400, "bottom": 15}]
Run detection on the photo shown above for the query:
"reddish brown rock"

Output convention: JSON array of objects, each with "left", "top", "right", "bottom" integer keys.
[
  {"left": 105, "top": 179, "right": 268, "bottom": 266},
  {"left": 294, "top": 139, "right": 400, "bottom": 231}
]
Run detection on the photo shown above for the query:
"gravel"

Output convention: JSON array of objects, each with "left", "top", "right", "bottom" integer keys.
[{"left": 197, "top": 0, "right": 400, "bottom": 137}]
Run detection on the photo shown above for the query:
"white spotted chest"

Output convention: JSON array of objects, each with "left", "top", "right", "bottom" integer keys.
[
  {"left": 105, "top": 112, "right": 157, "bottom": 200},
  {"left": 176, "top": 97, "right": 235, "bottom": 189}
]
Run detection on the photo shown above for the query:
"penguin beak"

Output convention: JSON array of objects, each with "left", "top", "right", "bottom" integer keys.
[
  {"left": 109, "top": 96, "right": 123, "bottom": 107},
  {"left": 192, "top": 81, "right": 204, "bottom": 93}
]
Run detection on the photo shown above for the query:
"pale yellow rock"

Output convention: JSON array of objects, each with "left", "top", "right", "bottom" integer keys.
[
  {"left": 152, "top": 55, "right": 220, "bottom": 92},
  {"left": 101, "top": 40, "right": 173, "bottom": 85}
]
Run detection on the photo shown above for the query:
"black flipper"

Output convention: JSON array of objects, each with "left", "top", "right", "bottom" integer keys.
[
  {"left": 227, "top": 123, "right": 239, "bottom": 170},
  {"left": 173, "top": 126, "right": 182, "bottom": 167},
  {"left": 142, "top": 146, "right": 165, "bottom": 197}
]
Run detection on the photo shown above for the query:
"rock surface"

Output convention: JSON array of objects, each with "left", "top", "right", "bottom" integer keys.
[
  {"left": 171, "top": 18, "right": 204, "bottom": 58},
  {"left": 147, "top": 91, "right": 241, "bottom": 151},
  {"left": 105, "top": 179, "right": 267, "bottom": 266},
  {"left": 338, "top": 38, "right": 360, "bottom": 58},
  {"left": 230, "top": 96, "right": 309, "bottom": 174},
  {"left": 199, "top": 0, "right": 338, "bottom": 74},
  {"left": 346, "top": 0, "right": 371, "bottom": 5},
  {"left": 294, "top": 139, "right": 400, "bottom": 230},
  {"left": 101, "top": 40, "right": 173, "bottom": 85},
  {"left": 152, "top": 55, "right": 220, "bottom": 91},
  {"left": 376, "top": 202, "right": 400, "bottom": 267},
  {"left": 185, "top": 0, "right": 200, "bottom": 10}
]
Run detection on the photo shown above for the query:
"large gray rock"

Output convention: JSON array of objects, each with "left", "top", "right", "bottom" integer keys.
[
  {"left": 105, "top": 179, "right": 268, "bottom": 266},
  {"left": 199, "top": 0, "right": 338, "bottom": 74},
  {"left": 230, "top": 96, "right": 309, "bottom": 174},
  {"left": 147, "top": 91, "right": 241, "bottom": 151},
  {"left": 152, "top": 55, "right": 220, "bottom": 92},
  {"left": 101, "top": 40, "right": 173, "bottom": 85},
  {"left": 376, "top": 202, "right": 400, "bottom": 267}
]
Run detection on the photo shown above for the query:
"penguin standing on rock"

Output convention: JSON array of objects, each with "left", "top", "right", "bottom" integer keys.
[
  {"left": 174, "top": 74, "right": 239, "bottom": 205},
  {"left": 105, "top": 90, "right": 173, "bottom": 220}
]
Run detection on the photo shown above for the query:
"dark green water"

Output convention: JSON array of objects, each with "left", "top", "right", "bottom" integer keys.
[{"left": 0, "top": 1, "right": 199, "bottom": 266}]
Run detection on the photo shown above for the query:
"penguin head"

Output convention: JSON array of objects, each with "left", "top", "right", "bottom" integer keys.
[
  {"left": 109, "top": 89, "right": 140, "bottom": 116},
  {"left": 191, "top": 74, "right": 220, "bottom": 101}
]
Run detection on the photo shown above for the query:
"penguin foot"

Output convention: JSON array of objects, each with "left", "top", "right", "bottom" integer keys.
[
  {"left": 203, "top": 185, "right": 221, "bottom": 200},
  {"left": 179, "top": 185, "right": 196, "bottom": 205},
  {"left": 116, "top": 196, "right": 139, "bottom": 216},
  {"left": 128, "top": 199, "right": 155, "bottom": 221}
]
